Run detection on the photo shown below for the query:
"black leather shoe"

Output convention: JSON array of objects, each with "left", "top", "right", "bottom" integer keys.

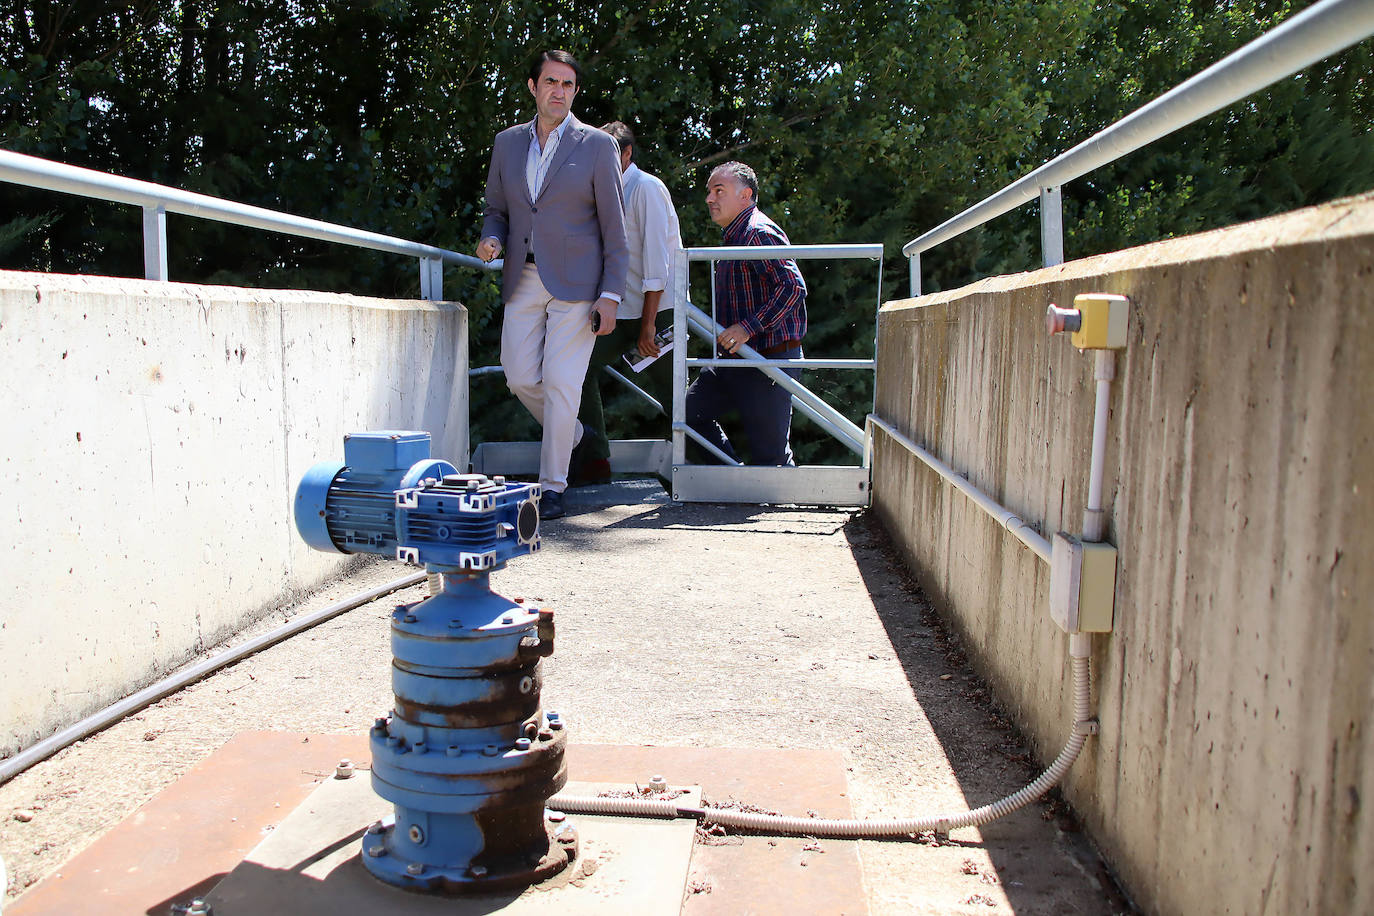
[{"left": 539, "top": 489, "right": 565, "bottom": 520}]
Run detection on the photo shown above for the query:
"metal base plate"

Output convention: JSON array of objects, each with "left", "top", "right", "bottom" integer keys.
[{"left": 205, "top": 775, "right": 700, "bottom": 915}]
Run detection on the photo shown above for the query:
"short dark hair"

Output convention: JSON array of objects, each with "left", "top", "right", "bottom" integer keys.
[
  {"left": 710, "top": 161, "right": 759, "bottom": 202},
  {"left": 600, "top": 121, "right": 635, "bottom": 161},
  {"left": 529, "top": 50, "right": 582, "bottom": 89}
]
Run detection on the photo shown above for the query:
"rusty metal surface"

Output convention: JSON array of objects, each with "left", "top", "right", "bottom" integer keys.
[{"left": 10, "top": 734, "right": 865, "bottom": 915}]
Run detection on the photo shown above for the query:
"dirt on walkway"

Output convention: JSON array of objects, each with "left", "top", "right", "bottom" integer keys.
[{"left": 0, "top": 484, "right": 1135, "bottom": 914}]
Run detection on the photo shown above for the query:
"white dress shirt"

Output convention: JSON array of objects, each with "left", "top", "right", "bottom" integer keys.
[{"left": 618, "top": 163, "right": 682, "bottom": 319}]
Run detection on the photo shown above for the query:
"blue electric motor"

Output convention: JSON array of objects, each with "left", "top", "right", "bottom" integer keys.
[{"left": 294, "top": 431, "right": 575, "bottom": 892}]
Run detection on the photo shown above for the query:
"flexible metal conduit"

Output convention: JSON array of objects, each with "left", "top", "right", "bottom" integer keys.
[
  {"left": 866, "top": 415, "right": 1051, "bottom": 563},
  {"left": 550, "top": 653, "right": 1091, "bottom": 838},
  {"left": 902, "top": 0, "right": 1374, "bottom": 259},
  {"left": 0, "top": 571, "right": 425, "bottom": 785}
]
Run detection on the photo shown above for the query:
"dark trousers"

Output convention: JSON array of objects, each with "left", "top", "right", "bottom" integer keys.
[
  {"left": 578, "top": 312, "right": 671, "bottom": 464},
  {"left": 684, "top": 345, "right": 801, "bottom": 466}
]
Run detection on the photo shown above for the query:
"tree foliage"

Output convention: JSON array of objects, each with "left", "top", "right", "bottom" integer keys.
[{"left": 3, "top": 1, "right": 1370, "bottom": 460}]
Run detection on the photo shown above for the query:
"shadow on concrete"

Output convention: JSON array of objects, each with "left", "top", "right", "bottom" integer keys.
[
  {"left": 156, "top": 860, "right": 524, "bottom": 916},
  {"left": 838, "top": 510, "right": 1136, "bottom": 915}
]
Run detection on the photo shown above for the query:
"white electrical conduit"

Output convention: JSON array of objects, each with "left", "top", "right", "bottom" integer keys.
[
  {"left": 550, "top": 652, "right": 1092, "bottom": 838},
  {"left": 867, "top": 415, "right": 1052, "bottom": 563},
  {"left": 0, "top": 571, "right": 426, "bottom": 785}
]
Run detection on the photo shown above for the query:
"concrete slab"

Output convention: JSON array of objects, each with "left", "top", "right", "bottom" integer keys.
[
  {"left": 9, "top": 733, "right": 865, "bottom": 915},
  {"left": 208, "top": 775, "right": 700, "bottom": 915}
]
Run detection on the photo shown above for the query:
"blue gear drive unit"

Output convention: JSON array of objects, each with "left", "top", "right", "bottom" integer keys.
[{"left": 294, "top": 431, "right": 575, "bottom": 892}]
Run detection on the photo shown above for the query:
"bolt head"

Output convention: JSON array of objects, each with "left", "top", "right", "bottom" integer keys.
[
  {"left": 469, "top": 864, "right": 488, "bottom": 878},
  {"left": 366, "top": 844, "right": 386, "bottom": 857},
  {"left": 519, "top": 676, "right": 534, "bottom": 694},
  {"left": 483, "top": 744, "right": 500, "bottom": 756},
  {"left": 516, "top": 737, "right": 532, "bottom": 751},
  {"left": 406, "top": 862, "right": 425, "bottom": 876},
  {"left": 335, "top": 759, "right": 355, "bottom": 779},
  {"left": 547, "top": 810, "right": 566, "bottom": 823},
  {"left": 501, "top": 615, "right": 514, "bottom": 625},
  {"left": 408, "top": 825, "right": 424, "bottom": 843},
  {"left": 549, "top": 719, "right": 564, "bottom": 731}
]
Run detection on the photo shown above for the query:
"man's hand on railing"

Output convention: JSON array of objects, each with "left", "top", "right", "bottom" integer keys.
[
  {"left": 476, "top": 237, "right": 503, "bottom": 263},
  {"left": 717, "top": 322, "right": 751, "bottom": 355}
]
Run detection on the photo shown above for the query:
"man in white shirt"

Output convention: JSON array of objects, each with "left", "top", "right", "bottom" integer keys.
[{"left": 571, "top": 121, "right": 682, "bottom": 486}]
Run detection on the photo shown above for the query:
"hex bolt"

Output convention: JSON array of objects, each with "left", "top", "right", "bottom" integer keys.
[
  {"left": 446, "top": 745, "right": 461, "bottom": 757},
  {"left": 523, "top": 721, "right": 539, "bottom": 738},
  {"left": 483, "top": 744, "right": 500, "bottom": 756},
  {"left": 367, "top": 845, "right": 386, "bottom": 857},
  {"left": 406, "top": 863, "right": 425, "bottom": 876},
  {"left": 469, "top": 865, "right": 488, "bottom": 879},
  {"left": 516, "top": 737, "right": 532, "bottom": 751},
  {"left": 649, "top": 775, "right": 666, "bottom": 793},
  {"left": 403, "top": 613, "right": 417, "bottom": 623},
  {"left": 335, "top": 758, "right": 355, "bottom": 779},
  {"left": 547, "top": 810, "right": 566, "bottom": 823},
  {"left": 519, "top": 676, "right": 534, "bottom": 694},
  {"left": 386, "top": 736, "right": 401, "bottom": 748},
  {"left": 413, "top": 741, "right": 427, "bottom": 753},
  {"left": 373, "top": 717, "right": 387, "bottom": 730},
  {"left": 408, "top": 825, "right": 424, "bottom": 844},
  {"left": 501, "top": 615, "right": 514, "bottom": 625},
  {"left": 367, "top": 821, "right": 385, "bottom": 835},
  {"left": 448, "top": 619, "right": 463, "bottom": 629},
  {"left": 549, "top": 719, "right": 564, "bottom": 731},
  {"left": 494, "top": 476, "right": 507, "bottom": 485}
]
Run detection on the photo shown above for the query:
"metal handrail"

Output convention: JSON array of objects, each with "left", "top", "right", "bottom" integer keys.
[
  {"left": 670, "top": 243, "right": 884, "bottom": 465},
  {"left": 902, "top": 0, "right": 1374, "bottom": 294},
  {"left": 0, "top": 149, "right": 497, "bottom": 297}
]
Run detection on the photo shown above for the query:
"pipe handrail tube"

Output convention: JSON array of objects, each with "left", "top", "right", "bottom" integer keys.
[
  {"left": 687, "top": 358, "right": 875, "bottom": 370},
  {"left": 0, "top": 149, "right": 496, "bottom": 272},
  {"left": 902, "top": 0, "right": 1374, "bottom": 259},
  {"left": 868, "top": 415, "right": 1051, "bottom": 563},
  {"left": 672, "top": 421, "right": 743, "bottom": 466},
  {"left": 688, "top": 243, "right": 883, "bottom": 262},
  {"left": 685, "top": 302, "right": 866, "bottom": 456}
]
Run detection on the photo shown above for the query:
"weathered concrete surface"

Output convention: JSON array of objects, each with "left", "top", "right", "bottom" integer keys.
[
  {"left": 872, "top": 191, "right": 1374, "bottom": 915},
  {"left": 0, "top": 271, "right": 466, "bottom": 758}
]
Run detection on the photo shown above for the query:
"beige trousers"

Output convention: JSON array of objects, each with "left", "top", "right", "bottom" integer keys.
[{"left": 500, "top": 262, "right": 595, "bottom": 493}]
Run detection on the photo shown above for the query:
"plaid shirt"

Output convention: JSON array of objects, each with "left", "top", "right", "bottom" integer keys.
[{"left": 715, "top": 206, "right": 807, "bottom": 350}]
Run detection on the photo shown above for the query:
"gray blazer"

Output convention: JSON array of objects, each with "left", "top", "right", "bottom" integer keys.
[{"left": 480, "top": 115, "right": 629, "bottom": 303}]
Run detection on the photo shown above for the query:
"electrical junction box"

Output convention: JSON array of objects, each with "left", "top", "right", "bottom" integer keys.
[
  {"left": 1049, "top": 532, "right": 1118, "bottom": 633},
  {"left": 1071, "top": 293, "right": 1129, "bottom": 350}
]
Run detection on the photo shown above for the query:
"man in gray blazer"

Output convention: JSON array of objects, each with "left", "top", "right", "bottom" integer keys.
[{"left": 477, "top": 49, "right": 629, "bottom": 519}]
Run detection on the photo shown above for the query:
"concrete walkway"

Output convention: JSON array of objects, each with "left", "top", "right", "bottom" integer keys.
[{"left": 0, "top": 481, "right": 1133, "bottom": 915}]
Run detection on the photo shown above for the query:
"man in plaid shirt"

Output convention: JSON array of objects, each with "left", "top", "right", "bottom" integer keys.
[{"left": 686, "top": 161, "right": 807, "bottom": 465}]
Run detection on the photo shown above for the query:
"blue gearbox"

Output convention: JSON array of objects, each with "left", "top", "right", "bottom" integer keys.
[{"left": 293, "top": 431, "right": 572, "bottom": 893}]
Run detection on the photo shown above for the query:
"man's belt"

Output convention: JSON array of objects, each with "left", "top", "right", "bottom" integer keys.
[{"left": 755, "top": 339, "right": 802, "bottom": 356}]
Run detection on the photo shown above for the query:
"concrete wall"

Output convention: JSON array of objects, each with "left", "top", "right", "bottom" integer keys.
[
  {"left": 871, "top": 192, "right": 1373, "bottom": 915},
  {"left": 0, "top": 271, "right": 467, "bottom": 758}
]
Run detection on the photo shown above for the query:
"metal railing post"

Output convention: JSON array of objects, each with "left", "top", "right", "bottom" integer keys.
[
  {"left": 142, "top": 204, "right": 168, "bottom": 281},
  {"left": 671, "top": 248, "right": 690, "bottom": 468},
  {"left": 419, "top": 257, "right": 443, "bottom": 301},
  {"left": 1040, "top": 186, "right": 1064, "bottom": 267},
  {"left": 909, "top": 253, "right": 921, "bottom": 298}
]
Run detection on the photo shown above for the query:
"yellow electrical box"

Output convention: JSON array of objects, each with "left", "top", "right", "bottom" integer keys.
[
  {"left": 1049, "top": 533, "right": 1118, "bottom": 633},
  {"left": 1070, "top": 293, "right": 1129, "bottom": 350}
]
